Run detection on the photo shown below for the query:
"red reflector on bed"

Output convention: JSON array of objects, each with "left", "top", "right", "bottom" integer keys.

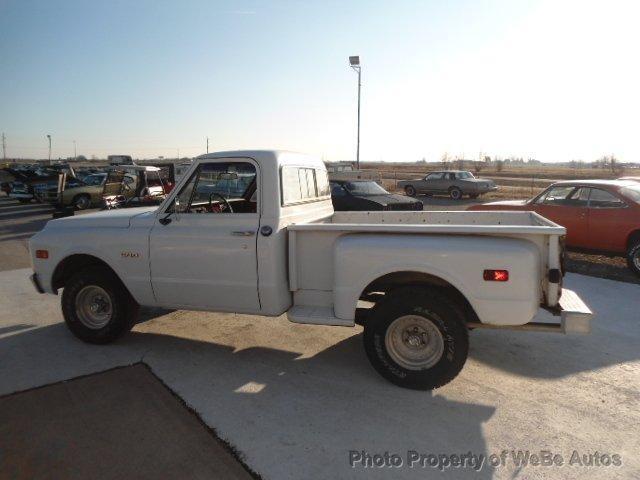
[
  {"left": 35, "top": 250, "right": 49, "bottom": 259},
  {"left": 483, "top": 269, "right": 508, "bottom": 281}
]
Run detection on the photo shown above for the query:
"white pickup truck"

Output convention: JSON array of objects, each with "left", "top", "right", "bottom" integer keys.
[{"left": 29, "top": 150, "right": 592, "bottom": 390}]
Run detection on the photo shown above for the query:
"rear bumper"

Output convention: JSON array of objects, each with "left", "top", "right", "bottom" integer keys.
[
  {"left": 557, "top": 288, "right": 592, "bottom": 334},
  {"left": 30, "top": 273, "right": 45, "bottom": 294},
  {"left": 467, "top": 288, "right": 592, "bottom": 334}
]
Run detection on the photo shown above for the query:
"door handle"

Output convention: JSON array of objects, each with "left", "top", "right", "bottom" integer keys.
[{"left": 231, "top": 231, "right": 255, "bottom": 237}]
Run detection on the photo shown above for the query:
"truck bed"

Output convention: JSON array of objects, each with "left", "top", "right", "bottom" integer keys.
[{"left": 287, "top": 210, "right": 566, "bottom": 322}]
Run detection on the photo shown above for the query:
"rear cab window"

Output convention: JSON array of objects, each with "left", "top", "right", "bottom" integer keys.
[{"left": 281, "top": 166, "right": 330, "bottom": 206}]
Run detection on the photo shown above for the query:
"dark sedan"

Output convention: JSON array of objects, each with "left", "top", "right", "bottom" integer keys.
[{"left": 330, "top": 180, "right": 423, "bottom": 211}]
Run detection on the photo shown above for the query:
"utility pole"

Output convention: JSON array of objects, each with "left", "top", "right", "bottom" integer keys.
[
  {"left": 206, "top": 136, "right": 209, "bottom": 153},
  {"left": 349, "top": 56, "right": 362, "bottom": 169},
  {"left": 2, "top": 133, "right": 6, "bottom": 161},
  {"left": 46, "top": 134, "right": 52, "bottom": 164},
  {"left": 73, "top": 140, "right": 77, "bottom": 161}
]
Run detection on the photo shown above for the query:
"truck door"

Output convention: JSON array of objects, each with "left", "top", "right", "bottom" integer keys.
[{"left": 149, "top": 159, "right": 261, "bottom": 312}]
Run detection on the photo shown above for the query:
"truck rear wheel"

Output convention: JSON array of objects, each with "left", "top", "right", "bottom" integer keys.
[
  {"left": 62, "top": 266, "right": 139, "bottom": 344},
  {"left": 363, "top": 287, "right": 469, "bottom": 390}
]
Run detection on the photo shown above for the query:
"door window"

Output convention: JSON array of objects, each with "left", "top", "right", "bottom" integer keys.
[
  {"left": 535, "top": 186, "right": 577, "bottom": 205},
  {"left": 588, "top": 188, "right": 626, "bottom": 208},
  {"left": 426, "top": 173, "right": 443, "bottom": 180},
  {"left": 171, "top": 162, "right": 257, "bottom": 214}
]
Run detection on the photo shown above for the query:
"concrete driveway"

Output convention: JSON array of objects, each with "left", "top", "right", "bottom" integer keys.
[{"left": 1, "top": 267, "right": 639, "bottom": 479}]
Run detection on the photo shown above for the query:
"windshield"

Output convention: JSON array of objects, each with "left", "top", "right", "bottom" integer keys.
[
  {"left": 84, "top": 174, "right": 106, "bottom": 186},
  {"left": 621, "top": 185, "right": 640, "bottom": 203},
  {"left": 343, "top": 181, "right": 389, "bottom": 195}
]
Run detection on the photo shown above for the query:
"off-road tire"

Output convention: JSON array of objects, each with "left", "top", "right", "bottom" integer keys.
[
  {"left": 627, "top": 241, "right": 640, "bottom": 278},
  {"left": 73, "top": 194, "right": 91, "bottom": 210},
  {"left": 363, "top": 287, "right": 469, "bottom": 390},
  {"left": 404, "top": 185, "right": 417, "bottom": 197},
  {"left": 62, "top": 266, "right": 139, "bottom": 344},
  {"left": 449, "top": 187, "right": 463, "bottom": 200}
]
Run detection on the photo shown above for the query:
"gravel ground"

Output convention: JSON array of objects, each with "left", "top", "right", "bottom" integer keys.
[{"left": 566, "top": 252, "right": 638, "bottom": 284}]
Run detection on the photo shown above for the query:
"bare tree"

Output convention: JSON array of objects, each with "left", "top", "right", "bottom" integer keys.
[
  {"left": 474, "top": 162, "right": 484, "bottom": 174},
  {"left": 495, "top": 160, "right": 504, "bottom": 172},
  {"left": 441, "top": 152, "right": 451, "bottom": 169}
]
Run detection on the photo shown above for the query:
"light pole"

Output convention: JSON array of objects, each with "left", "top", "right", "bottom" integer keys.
[
  {"left": 349, "top": 55, "right": 361, "bottom": 169},
  {"left": 46, "top": 134, "right": 51, "bottom": 163},
  {"left": 206, "top": 136, "right": 209, "bottom": 153},
  {"left": 73, "top": 140, "right": 77, "bottom": 161}
]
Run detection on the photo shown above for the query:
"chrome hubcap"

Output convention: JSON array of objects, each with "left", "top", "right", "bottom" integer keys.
[
  {"left": 385, "top": 315, "right": 444, "bottom": 370},
  {"left": 75, "top": 285, "right": 112, "bottom": 329},
  {"left": 634, "top": 250, "right": 640, "bottom": 270}
]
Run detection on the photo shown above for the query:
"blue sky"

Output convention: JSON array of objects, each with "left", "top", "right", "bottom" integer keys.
[{"left": 1, "top": 0, "right": 639, "bottom": 162}]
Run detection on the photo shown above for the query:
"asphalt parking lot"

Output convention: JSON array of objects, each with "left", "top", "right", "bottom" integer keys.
[{"left": 1, "top": 195, "right": 639, "bottom": 479}]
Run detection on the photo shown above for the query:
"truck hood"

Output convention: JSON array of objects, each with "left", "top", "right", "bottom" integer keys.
[{"left": 46, "top": 206, "right": 157, "bottom": 229}]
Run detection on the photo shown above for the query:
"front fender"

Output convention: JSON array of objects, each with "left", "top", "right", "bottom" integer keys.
[
  {"left": 332, "top": 234, "right": 542, "bottom": 326},
  {"left": 29, "top": 227, "right": 155, "bottom": 306}
]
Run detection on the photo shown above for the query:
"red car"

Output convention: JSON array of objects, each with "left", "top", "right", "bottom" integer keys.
[{"left": 468, "top": 180, "right": 640, "bottom": 276}]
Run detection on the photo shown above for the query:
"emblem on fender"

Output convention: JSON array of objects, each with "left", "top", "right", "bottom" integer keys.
[{"left": 121, "top": 251, "right": 140, "bottom": 258}]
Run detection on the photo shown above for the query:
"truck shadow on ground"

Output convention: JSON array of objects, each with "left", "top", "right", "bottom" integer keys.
[{"left": 0, "top": 322, "right": 495, "bottom": 479}]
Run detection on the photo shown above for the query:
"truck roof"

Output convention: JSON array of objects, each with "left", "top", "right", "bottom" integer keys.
[{"left": 195, "top": 150, "right": 327, "bottom": 170}]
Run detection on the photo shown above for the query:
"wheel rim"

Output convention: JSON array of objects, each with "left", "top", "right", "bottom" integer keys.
[
  {"left": 75, "top": 285, "right": 113, "bottom": 329},
  {"left": 385, "top": 315, "right": 444, "bottom": 370},
  {"left": 451, "top": 189, "right": 461, "bottom": 199},
  {"left": 75, "top": 196, "right": 90, "bottom": 209},
  {"left": 633, "top": 248, "right": 640, "bottom": 270},
  {"left": 406, "top": 187, "right": 415, "bottom": 196}
]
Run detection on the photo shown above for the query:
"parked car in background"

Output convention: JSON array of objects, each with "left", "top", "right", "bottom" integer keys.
[
  {"left": 468, "top": 180, "right": 640, "bottom": 276},
  {"left": 59, "top": 173, "right": 108, "bottom": 210},
  {"left": 7, "top": 181, "right": 33, "bottom": 203},
  {"left": 330, "top": 180, "right": 423, "bottom": 211},
  {"left": 397, "top": 171, "right": 497, "bottom": 200},
  {"left": 102, "top": 165, "right": 166, "bottom": 209}
]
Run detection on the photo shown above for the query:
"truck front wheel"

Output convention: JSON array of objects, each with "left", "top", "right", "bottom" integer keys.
[
  {"left": 62, "top": 266, "right": 139, "bottom": 344},
  {"left": 363, "top": 287, "right": 469, "bottom": 390}
]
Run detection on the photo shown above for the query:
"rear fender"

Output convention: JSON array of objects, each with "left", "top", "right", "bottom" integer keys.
[{"left": 333, "top": 234, "right": 542, "bottom": 326}]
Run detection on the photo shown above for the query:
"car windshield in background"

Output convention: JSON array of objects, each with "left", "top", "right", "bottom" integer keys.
[
  {"left": 344, "top": 181, "right": 389, "bottom": 195},
  {"left": 621, "top": 185, "right": 640, "bottom": 203},
  {"left": 84, "top": 174, "right": 107, "bottom": 186}
]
